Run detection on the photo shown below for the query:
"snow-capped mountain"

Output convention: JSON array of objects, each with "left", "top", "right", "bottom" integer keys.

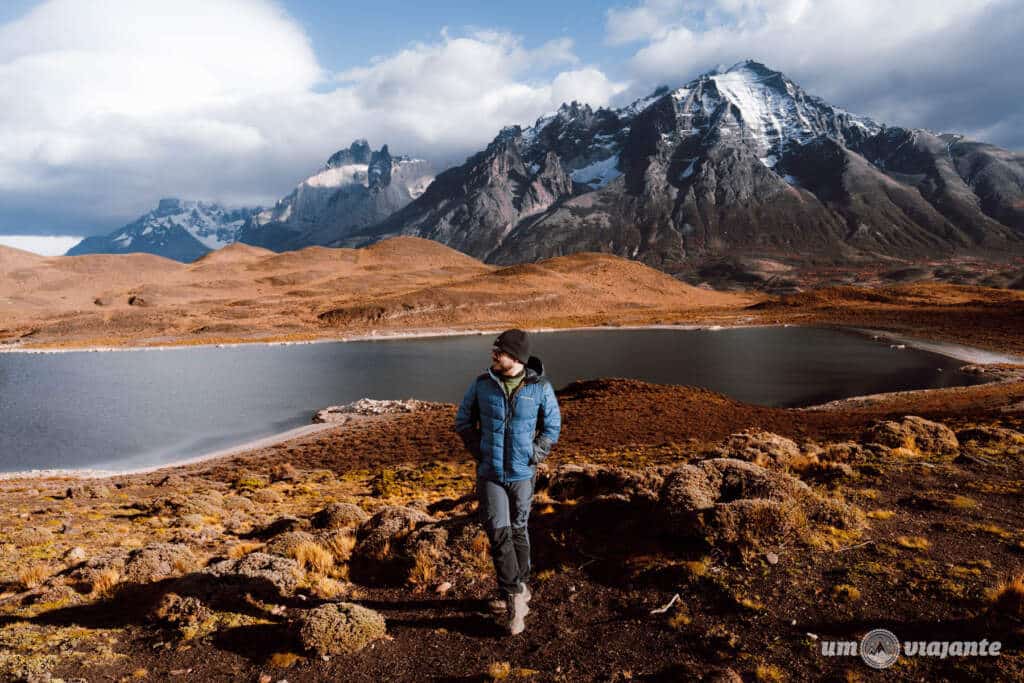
[
  {"left": 66, "top": 199, "right": 259, "bottom": 263},
  {"left": 236, "top": 140, "right": 435, "bottom": 251},
  {"left": 342, "top": 60, "right": 1024, "bottom": 272}
]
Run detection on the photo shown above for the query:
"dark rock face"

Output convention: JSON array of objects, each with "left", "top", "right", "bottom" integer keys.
[{"left": 343, "top": 60, "right": 1024, "bottom": 272}]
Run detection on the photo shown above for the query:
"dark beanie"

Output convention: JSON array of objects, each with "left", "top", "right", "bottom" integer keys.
[{"left": 494, "top": 329, "right": 530, "bottom": 364}]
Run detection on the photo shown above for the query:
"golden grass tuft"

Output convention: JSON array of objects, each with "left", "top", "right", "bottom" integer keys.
[
  {"left": 667, "top": 608, "right": 691, "bottom": 629},
  {"left": 866, "top": 510, "right": 895, "bottom": 520},
  {"left": 755, "top": 664, "right": 786, "bottom": 682},
  {"left": 90, "top": 568, "right": 121, "bottom": 597},
  {"left": 228, "top": 541, "right": 264, "bottom": 559},
  {"left": 895, "top": 536, "right": 930, "bottom": 550},
  {"left": 310, "top": 576, "right": 348, "bottom": 599},
  {"left": 535, "top": 569, "right": 556, "bottom": 582},
  {"left": 488, "top": 661, "right": 512, "bottom": 680},
  {"left": 986, "top": 575, "right": 1024, "bottom": 619},
  {"left": 832, "top": 584, "right": 861, "bottom": 602},
  {"left": 971, "top": 523, "right": 1013, "bottom": 539},
  {"left": 269, "top": 651, "right": 303, "bottom": 668},
  {"left": 17, "top": 563, "right": 53, "bottom": 590},
  {"left": 290, "top": 541, "right": 333, "bottom": 575},
  {"left": 322, "top": 531, "right": 357, "bottom": 563},
  {"left": 408, "top": 548, "right": 439, "bottom": 587}
]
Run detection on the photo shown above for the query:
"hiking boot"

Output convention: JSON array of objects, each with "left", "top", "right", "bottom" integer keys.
[
  {"left": 487, "top": 596, "right": 506, "bottom": 618},
  {"left": 508, "top": 589, "right": 529, "bottom": 635}
]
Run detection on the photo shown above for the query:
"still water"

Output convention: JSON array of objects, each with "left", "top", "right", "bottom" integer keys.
[{"left": 0, "top": 327, "right": 985, "bottom": 472}]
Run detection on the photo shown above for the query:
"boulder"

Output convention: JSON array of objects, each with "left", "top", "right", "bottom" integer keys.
[
  {"left": 659, "top": 458, "right": 861, "bottom": 553},
  {"left": 537, "top": 463, "right": 666, "bottom": 503},
  {"left": 353, "top": 506, "right": 432, "bottom": 562},
  {"left": 312, "top": 502, "right": 369, "bottom": 530},
  {"left": 294, "top": 602, "right": 387, "bottom": 656},
  {"left": 121, "top": 543, "right": 200, "bottom": 584},
  {"left": 714, "top": 430, "right": 806, "bottom": 469},
  {"left": 264, "top": 531, "right": 317, "bottom": 558},
  {"left": 205, "top": 552, "right": 301, "bottom": 595},
  {"left": 150, "top": 592, "right": 215, "bottom": 639},
  {"left": 863, "top": 416, "right": 959, "bottom": 456}
]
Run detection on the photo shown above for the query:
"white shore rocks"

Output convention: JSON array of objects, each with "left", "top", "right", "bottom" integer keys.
[{"left": 313, "top": 398, "right": 444, "bottom": 423}]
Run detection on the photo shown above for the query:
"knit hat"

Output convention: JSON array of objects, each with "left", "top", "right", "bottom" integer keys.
[{"left": 494, "top": 329, "right": 530, "bottom": 364}]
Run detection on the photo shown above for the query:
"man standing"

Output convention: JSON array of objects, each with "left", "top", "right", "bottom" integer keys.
[{"left": 455, "top": 329, "right": 561, "bottom": 635}]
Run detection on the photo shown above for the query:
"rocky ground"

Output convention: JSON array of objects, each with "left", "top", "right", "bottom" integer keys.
[{"left": 2, "top": 372, "right": 1024, "bottom": 681}]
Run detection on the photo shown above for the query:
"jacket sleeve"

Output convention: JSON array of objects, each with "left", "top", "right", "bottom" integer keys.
[
  {"left": 531, "top": 381, "right": 561, "bottom": 464},
  {"left": 454, "top": 379, "right": 482, "bottom": 461}
]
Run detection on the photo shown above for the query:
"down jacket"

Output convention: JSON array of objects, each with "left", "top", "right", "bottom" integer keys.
[{"left": 455, "top": 355, "right": 561, "bottom": 483}]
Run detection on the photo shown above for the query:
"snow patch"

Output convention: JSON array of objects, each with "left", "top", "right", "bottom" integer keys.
[
  {"left": 570, "top": 155, "right": 621, "bottom": 189},
  {"left": 305, "top": 164, "right": 368, "bottom": 189}
]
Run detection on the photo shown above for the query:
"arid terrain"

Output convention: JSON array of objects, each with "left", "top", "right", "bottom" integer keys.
[{"left": 2, "top": 240, "right": 1024, "bottom": 681}]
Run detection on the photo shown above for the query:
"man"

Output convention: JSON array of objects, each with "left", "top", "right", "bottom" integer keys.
[{"left": 455, "top": 328, "right": 561, "bottom": 635}]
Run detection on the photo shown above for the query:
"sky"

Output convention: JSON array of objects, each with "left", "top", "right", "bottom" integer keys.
[{"left": 0, "top": 0, "right": 1022, "bottom": 255}]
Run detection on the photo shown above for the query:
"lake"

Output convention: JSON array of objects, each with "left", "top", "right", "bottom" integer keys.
[{"left": 0, "top": 327, "right": 987, "bottom": 472}]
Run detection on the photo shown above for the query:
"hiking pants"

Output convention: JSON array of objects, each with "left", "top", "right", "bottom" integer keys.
[{"left": 477, "top": 476, "right": 533, "bottom": 597}]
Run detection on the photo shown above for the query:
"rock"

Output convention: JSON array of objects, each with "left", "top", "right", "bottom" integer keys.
[
  {"left": 127, "top": 294, "right": 148, "bottom": 306},
  {"left": 294, "top": 602, "right": 387, "bottom": 656},
  {"left": 435, "top": 581, "right": 452, "bottom": 595},
  {"left": 715, "top": 430, "right": 807, "bottom": 468},
  {"left": 205, "top": 552, "right": 301, "bottom": 595},
  {"left": 264, "top": 531, "right": 317, "bottom": 558},
  {"left": 150, "top": 592, "right": 215, "bottom": 639},
  {"left": 863, "top": 416, "right": 959, "bottom": 456},
  {"left": 63, "top": 547, "right": 87, "bottom": 565},
  {"left": 537, "top": 463, "right": 666, "bottom": 503},
  {"left": 659, "top": 458, "right": 862, "bottom": 553},
  {"left": 706, "top": 668, "right": 743, "bottom": 683},
  {"left": 353, "top": 506, "right": 432, "bottom": 562},
  {"left": 66, "top": 483, "right": 112, "bottom": 499},
  {"left": 251, "top": 488, "right": 284, "bottom": 504},
  {"left": 313, "top": 398, "right": 443, "bottom": 423},
  {"left": 312, "top": 502, "right": 369, "bottom": 530},
  {"left": 223, "top": 496, "right": 257, "bottom": 513},
  {"left": 146, "top": 490, "right": 225, "bottom": 518},
  {"left": 956, "top": 425, "right": 1024, "bottom": 449},
  {"left": 269, "top": 462, "right": 299, "bottom": 482},
  {"left": 765, "top": 551, "right": 779, "bottom": 565},
  {"left": 121, "top": 543, "right": 199, "bottom": 584}
]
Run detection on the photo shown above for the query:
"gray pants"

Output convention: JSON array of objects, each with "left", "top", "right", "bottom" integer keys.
[{"left": 477, "top": 477, "right": 533, "bottom": 597}]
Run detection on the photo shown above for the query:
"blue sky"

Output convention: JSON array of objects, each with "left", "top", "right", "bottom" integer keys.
[{"left": 0, "top": 0, "right": 1021, "bottom": 253}]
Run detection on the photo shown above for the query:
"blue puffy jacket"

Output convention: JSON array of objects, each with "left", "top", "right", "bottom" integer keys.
[{"left": 455, "top": 355, "right": 561, "bottom": 483}]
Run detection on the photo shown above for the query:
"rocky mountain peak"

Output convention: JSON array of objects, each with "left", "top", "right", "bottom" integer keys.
[{"left": 326, "top": 139, "right": 372, "bottom": 169}]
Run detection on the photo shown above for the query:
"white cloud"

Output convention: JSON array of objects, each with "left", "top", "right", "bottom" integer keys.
[
  {"left": 0, "top": 1, "right": 625, "bottom": 235},
  {"left": 0, "top": 234, "right": 82, "bottom": 256},
  {"left": 604, "top": 0, "right": 1024, "bottom": 150}
]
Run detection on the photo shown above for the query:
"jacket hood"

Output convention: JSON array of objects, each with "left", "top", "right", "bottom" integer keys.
[{"left": 525, "top": 355, "right": 544, "bottom": 378}]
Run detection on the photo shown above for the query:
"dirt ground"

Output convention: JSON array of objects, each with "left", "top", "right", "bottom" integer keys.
[{"left": 3, "top": 242, "right": 1024, "bottom": 680}]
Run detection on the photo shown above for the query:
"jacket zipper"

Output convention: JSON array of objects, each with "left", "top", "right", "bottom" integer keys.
[{"left": 491, "top": 371, "right": 531, "bottom": 483}]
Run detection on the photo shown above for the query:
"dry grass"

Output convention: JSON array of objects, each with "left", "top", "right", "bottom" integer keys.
[
  {"left": 227, "top": 541, "right": 264, "bottom": 559},
  {"left": 90, "top": 568, "right": 121, "bottom": 597},
  {"left": 895, "top": 536, "right": 931, "bottom": 550},
  {"left": 17, "top": 563, "right": 54, "bottom": 590},
  {"left": 833, "top": 584, "right": 862, "bottom": 602},
  {"left": 488, "top": 661, "right": 512, "bottom": 680},
  {"left": 867, "top": 510, "right": 896, "bottom": 520},
  {"left": 269, "top": 652, "right": 303, "bottom": 668},
  {"left": 755, "top": 664, "right": 786, "bottom": 682},
  {"left": 986, "top": 575, "right": 1024, "bottom": 619},
  {"left": 310, "top": 576, "right": 348, "bottom": 599},
  {"left": 409, "top": 548, "right": 439, "bottom": 587},
  {"left": 322, "top": 531, "right": 358, "bottom": 563},
  {"left": 290, "top": 541, "right": 333, "bottom": 575},
  {"left": 971, "top": 523, "right": 1013, "bottom": 539}
]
